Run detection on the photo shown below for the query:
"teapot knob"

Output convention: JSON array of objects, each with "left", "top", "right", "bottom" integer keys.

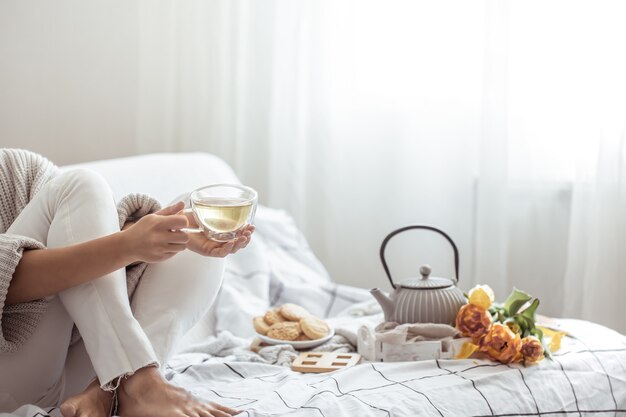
[{"left": 419, "top": 264, "right": 432, "bottom": 279}]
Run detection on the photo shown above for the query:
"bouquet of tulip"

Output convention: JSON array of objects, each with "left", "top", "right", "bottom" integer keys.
[{"left": 455, "top": 285, "right": 566, "bottom": 365}]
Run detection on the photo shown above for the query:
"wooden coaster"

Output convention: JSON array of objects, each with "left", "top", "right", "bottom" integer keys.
[
  {"left": 250, "top": 337, "right": 270, "bottom": 353},
  {"left": 291, "top": 352, "right": 361, "bottom": 373}
]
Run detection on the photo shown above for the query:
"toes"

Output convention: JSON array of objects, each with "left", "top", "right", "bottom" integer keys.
[
  {"left": 60, "top": 403, "right": 77, "bottom": 417},
  {"left": 208, "top": 410, "right": 230, "bottom": 417},
  {"left": 195, "top": 407, "right": 219, "bottom": 417},
  {"left": 209, "top": 402, "right": 240, "bottom": 416}
]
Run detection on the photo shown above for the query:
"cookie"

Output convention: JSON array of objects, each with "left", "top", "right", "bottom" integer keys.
[
  {"left": 295, "top": 333, "right": 311, "bottom": 342},
  {"left": 253, "top": 316, "right": 271, "bottom": 335},
  {"left": 279, "top": 303, "right": 310, "bottom": 321},
  {"left": 300, "top": 316, "right": 329, "bottom": 340},
  {"left": 267, "top": 322, "right": 301, "bottom": 341},
  {"left": 264, "top": 309, "right": 287, "bottom": 325}
]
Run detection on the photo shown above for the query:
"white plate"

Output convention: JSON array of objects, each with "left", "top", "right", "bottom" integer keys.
[{"left": 257, "top": 327, "right": 335, "bottom": 350}]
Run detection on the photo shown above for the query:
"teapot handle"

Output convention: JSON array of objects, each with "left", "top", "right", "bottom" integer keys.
[{"left": 379, "top": 225, "right": 460, "bottom": 289}]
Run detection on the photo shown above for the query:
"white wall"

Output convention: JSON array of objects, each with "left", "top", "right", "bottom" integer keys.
[
  {"left": 0, "top": 2, "right": 621, "bottom": 333},
  {"left": 0, "top": 0, "right": 139, "bottom": 165}
]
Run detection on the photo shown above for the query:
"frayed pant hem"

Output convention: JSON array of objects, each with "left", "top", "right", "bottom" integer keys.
[{"left": 100, "top": 361, "right": 160, "bottom": 392}]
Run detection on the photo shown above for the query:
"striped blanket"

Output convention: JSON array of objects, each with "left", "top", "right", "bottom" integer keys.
[{"left": 4, "top": 206, "right": 626, "bottom": 417}]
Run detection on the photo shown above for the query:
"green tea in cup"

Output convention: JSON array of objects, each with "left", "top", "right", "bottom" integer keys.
[{"left": 183, "top": 184, "right": 257, "bottom": 242}]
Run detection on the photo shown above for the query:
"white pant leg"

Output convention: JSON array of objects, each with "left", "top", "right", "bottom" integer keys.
[
  {"left": 60, "top": 252, "right": 225, "bottom": 401},
  {"left": 131, "top": 246, "right": 225, "bottom": 366},
  {"left": 0, "top": 297, "right": 73, "bottom": 411},
  {"left": 130, "top": 192, "right": 226, "bottom": 365},
  {"left": 62, "top": 191, "right": 225, "bottom": 397},
  {"left": 2, "top": 169, "right": 158, "bottom": 395},
  {"left": 1, "top": 173, "right": 224, "bottom": 409},
  {"left": 50, "top": 170, "right": 159, "bottom": 389}
]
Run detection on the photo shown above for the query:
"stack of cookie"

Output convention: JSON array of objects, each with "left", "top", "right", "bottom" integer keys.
[{"left": 253, "top": 303, "right": 330, "bottom": 341}]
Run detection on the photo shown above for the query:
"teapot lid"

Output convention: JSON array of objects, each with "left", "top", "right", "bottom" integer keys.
[{"left": 398, "top": 265, "right": 455, "bottom": 290}]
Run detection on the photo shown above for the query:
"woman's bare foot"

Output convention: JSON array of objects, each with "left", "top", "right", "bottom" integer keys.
[
  {"left": 60, "top": 379, "right": 113, "bottom": 417},
  {"left": 118, "top": 367, "right": 240, "bottom": 417}
]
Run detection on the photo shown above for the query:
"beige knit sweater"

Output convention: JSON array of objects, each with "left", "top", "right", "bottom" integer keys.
[{"left": 0, "top": 149, "right": 162, "bottom": 354}]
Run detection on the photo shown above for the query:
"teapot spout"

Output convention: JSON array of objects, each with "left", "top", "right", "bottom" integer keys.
[{"left": 370, "top": 288, "right": 395, "bottom": 322}]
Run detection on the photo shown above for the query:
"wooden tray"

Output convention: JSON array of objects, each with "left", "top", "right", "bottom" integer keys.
[{"left": 291, "top": 352, "right": 361, "bottom": 373}]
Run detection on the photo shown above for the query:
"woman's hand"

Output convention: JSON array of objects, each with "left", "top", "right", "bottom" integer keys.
[
  {"left": 122, "top": 201, "right": 190, "bottom": 263},
  {"left": 182, "top": 210, "right": 255, "bottom": 257},
  {"left": 188, "top": 224, "right": 254, "bottom": 257}
]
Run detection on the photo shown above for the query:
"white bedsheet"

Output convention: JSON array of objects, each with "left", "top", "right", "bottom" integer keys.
[
  {"left": 167, "top": 318, "right": 626, "bottom": 417},
  {"left": 5, "top": 153, "right": 625, "bottom": 417}
]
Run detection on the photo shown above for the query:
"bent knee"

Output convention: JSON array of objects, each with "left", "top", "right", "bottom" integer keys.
[{"left": 55, "top": 169, "right": 113, "bottom": 202}]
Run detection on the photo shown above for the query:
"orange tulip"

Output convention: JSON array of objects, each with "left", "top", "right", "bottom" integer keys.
[
  {"left": 520, "top": 336, "right": 544, "bottom": 364},
  {"left": 456, "top": 303, "right": 492, "bottom": 339},
  {"left": 479, "top": 323, "right": 523, "bottom": 364}
]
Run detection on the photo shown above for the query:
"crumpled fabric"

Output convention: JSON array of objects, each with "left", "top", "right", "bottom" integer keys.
[
  {"left": 374, "top": 321, "right": 460, "bottom": 344},
  {"left": 178, "top": 331, "right": 354, "bottom": 367}
]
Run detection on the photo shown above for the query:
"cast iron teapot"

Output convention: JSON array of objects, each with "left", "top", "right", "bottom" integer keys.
[{"left": 370, "top": 225, "right": 466, "bottom": 325}]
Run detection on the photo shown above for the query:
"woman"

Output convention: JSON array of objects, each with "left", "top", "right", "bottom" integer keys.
[{"left": 0, "top": 148, "right": 254, "bottom": 417}]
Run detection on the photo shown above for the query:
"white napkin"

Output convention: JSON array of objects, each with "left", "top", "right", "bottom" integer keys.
[{"left": 374, "top": 322, "right": 461, "bottom": 344}]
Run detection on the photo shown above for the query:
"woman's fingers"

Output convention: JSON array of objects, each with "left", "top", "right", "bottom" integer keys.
[
  {"left": 181, "top": 210, "right": 198, "bottom": 227},
  {"left": 206, "top": 236, "right": 248, "bottom": 257},
  {"left": 155, "top": 201, "right": 185, "bottom": 216},
  {"left": 216, "top": 226, "right": 254, "bottom": 254},
  {"left": 236, "top": 226, "right": 254, "bottom": 247},
  {"left": 156, "top": 202, "right": 190, "bottom": 230},
  {"left": 161, "top": 214, "right": 189, "bottom": 230},
  {"left": 209, "top": 241, "right": 235, "bottom": 257},
  {"left": 231, "top": 236, "right": 249, "bottom": 253},
  {"left": 183, "top": 223, "right": 255, "bottom": 258},
  {"left": 231, "top": 226, "right": 254, "bottom": 252}
]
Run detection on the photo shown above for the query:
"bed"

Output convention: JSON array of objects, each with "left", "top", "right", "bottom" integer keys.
[{"left": 6, "top": 153, "right": 626, "bottom": 417}]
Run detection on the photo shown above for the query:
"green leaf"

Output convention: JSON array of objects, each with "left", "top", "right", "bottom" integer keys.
[
  {"left": 521, "top": 299, "right": 540, "bottom": 321},
  {"left": 488, "top": 303, "right": 502, "bottom": 315},
  {"left": 514, "top": 315, "right": 531, "bottom": 331},
  {"left": 520, "top": 315, "right": 536, "bottom": 332},
  {"left": 504, "top": 288, "right": 533, "bottom": 316}
]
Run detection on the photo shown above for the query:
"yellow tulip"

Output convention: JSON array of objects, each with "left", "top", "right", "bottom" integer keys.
[
  {"left": 537, "top": 326, "right": 567, "bottom": 353},
  {"left": 468, "top": 285, "right": 495, "bottom": 310},
  {"left": 455, "top": 341, "right": 479, "bottom": 359}
]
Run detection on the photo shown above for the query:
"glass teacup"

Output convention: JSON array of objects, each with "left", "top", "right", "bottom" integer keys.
[{"left": 183, "top": 184, "right": 257, "bottom": 242}]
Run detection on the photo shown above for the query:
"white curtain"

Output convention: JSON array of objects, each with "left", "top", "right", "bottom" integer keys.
[{"left": 136, "top": 0, "right": 626, "bottom": 333}]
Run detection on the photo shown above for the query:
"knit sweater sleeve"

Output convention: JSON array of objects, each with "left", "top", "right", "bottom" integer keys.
[
  {"left": 0, "top": 150, "right": 165, "bottom": 351},
  {"left": 0, "top": 149, "right": 58, "bottom": 354},
  {"left": 0, "top": 234, "right": 47, "bottom": 353}
]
